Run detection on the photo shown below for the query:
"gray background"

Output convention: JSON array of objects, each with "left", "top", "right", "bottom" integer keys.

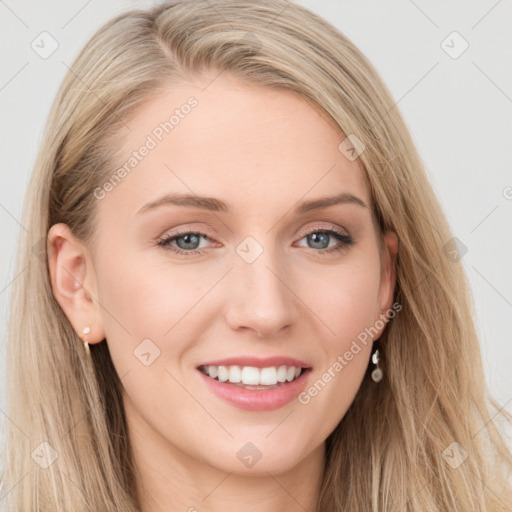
[{"left": 1, "top": 0, "right": 511, "bottom": 466}]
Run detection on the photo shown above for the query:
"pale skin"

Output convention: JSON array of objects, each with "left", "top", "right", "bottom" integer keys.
[{"left": 48, "top": 71, "right": 398, "bottom": 512}]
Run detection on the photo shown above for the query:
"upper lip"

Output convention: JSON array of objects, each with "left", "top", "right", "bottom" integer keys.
[{"left": 197, "top": 356, "right": 312, "bottom": 369}]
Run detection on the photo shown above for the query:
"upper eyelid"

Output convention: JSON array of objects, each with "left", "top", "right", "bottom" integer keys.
[{"left": 300, "top": 224, "right": 349, "bottom": 236}]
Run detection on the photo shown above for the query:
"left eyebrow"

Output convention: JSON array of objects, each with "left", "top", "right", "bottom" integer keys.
[
  {"left": 295, "top": 192, "right": 368, "bottom": 213},
  {"left": 136, "top": 192, "right": 368, "bottom": 216}
]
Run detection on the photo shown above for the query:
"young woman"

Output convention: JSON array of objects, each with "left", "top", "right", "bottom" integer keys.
[{"left": 3, "top": 1, "right": 511, "bottom": 510}]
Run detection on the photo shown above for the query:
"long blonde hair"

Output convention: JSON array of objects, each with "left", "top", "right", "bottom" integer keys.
[{"left": 2, "top": 1, "right": 511, "bottom": 510}]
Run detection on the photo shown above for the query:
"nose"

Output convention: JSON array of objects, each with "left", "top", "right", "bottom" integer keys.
[{"left": 224, "top": 245, "right": 300, "bottom": 338}]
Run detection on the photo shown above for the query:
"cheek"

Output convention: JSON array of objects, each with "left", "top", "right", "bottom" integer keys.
[
  {"left": 93, "top": 251, "right": 161, "bottom": 357},
  {"left": 296, "top": 258, "right": 380, "bottom": 421},
  {"left": 93, "top": 246, "right": 213, "bottom": 371},
  {"left": 311, "top": 256, "right": 382, "bottom": 347},
  {"left": 93, "top": 253, "right": 201, "bottom": 418}
]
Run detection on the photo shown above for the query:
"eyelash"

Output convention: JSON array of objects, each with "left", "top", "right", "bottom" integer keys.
[{"left": 156, "top": 225, "right": 354, "bottom": 257}]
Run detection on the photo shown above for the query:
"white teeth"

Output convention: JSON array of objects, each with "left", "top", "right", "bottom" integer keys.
[
  {"left": 228, "top": 365, "right": 242, "bottom": 383},
  {"left": 241, "top": 366, "right": 260, "bottom": 385},
  {"left": 260, "top": 367, "right": 277, "bottom": 385},
  {"left": 217, "top": 366, "right": 229, "bottom": 382},
  {"left": 200, "top": 364, "right": 304, "bottom": 385},
  {"left": 276, "top": 365, "right": 288, "bottom": 382}
]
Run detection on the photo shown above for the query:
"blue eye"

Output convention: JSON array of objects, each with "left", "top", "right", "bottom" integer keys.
[
  {"left": 297, "top": 227, "right": 354, "bottom": 254},
  {"left": 157, "top": 231, "right": 208, "bottom": 256},
  {"left": 156, "top": 226, "right": 354, "bottom": 257}
]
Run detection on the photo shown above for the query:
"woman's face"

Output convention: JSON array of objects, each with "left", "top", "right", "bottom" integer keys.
[{"left": 52, "top": 71, "right": 397, "bottom": 478}]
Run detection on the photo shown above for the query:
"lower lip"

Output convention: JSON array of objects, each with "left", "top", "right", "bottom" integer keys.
[{"left": 197, "top": 368, "right": 312, "bottom": 411}]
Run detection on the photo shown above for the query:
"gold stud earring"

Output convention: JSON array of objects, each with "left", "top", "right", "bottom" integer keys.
[{"left": 82, "top": 326, "right": 91, "bottom": 357}]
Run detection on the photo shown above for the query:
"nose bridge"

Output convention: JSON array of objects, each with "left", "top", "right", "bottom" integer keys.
[{"left": 225, "top": 233, "right": 298, "bottom": 335}]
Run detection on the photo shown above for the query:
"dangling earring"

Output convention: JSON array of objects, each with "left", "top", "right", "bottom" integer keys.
[
  {"left": 371, "top": 348, "right": 383, "bottom": 382},
  {"left": 82, "top": 326, "right": 91, "bottom": 357}
]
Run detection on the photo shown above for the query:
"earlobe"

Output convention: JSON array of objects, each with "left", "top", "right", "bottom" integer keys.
[{"left": 47, "top": 223, "right": 105, "bottom": 344}]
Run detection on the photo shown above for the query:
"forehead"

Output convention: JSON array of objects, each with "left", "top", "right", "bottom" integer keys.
[{"left": 99, "top": 72, "right": 371, "bottom": 219}]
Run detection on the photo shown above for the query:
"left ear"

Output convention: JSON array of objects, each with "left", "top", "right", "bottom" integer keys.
[{"left": 377, "top": 230, "right": 398, "bottom": 319}]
